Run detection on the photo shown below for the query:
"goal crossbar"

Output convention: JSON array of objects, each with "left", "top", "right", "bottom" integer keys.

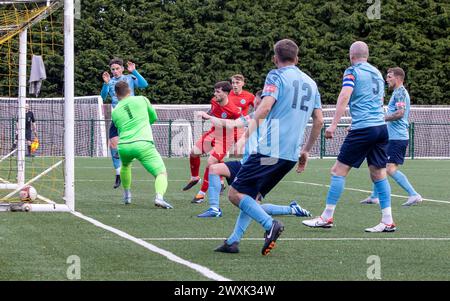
[{"left": 0, "top": 0, "right": 63, "bottom": 45}]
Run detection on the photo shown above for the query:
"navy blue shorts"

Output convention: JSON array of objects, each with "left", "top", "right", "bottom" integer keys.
[
  {"left": 387, "top": 140, "right": 408, "bottom": 165},
  {"left": 338, "top": 124, "right": 388, "bottom": 168},
  {"left": 231, "top": 153, "right": 296, "bottom": 200},
  {"left": 109, "top": 121, "right": 118, "bottom": 139},
  {"left": 224, "top": 161, "right": 242, "bottom": 185}
]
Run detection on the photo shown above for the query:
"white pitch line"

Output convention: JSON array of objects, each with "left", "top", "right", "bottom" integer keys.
[
  {"left": 39, "top": 178, "right": 449, "bottom": 204},
  {"left": 71, "top": 211, "right": 230, "bottom": 281},
  {"left": 289, "top": 180, "right": 450, "bottom": 204},
  {"left": 71, "top": 179, "right": 450, "bottom": 204},
  {"left": 140, "top": 237, "right": 450, "bottom": 241}
]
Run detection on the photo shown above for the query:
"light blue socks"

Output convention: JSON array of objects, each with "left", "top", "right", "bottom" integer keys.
[
  {"left": 208, "top": 173, "right": 221, "bottom": 209},
  {"left": 325, "top": 175, "right": 346, "bottom": 205}
]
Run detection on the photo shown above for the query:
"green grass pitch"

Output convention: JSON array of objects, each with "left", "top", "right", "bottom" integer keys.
[{"left": 0, "top": 158, "right": 449, "bottom": 280}]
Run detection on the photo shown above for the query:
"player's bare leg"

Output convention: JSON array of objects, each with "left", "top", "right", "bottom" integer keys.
[{"left": 110, "top": 136, "right": 121, "bottom": 189}]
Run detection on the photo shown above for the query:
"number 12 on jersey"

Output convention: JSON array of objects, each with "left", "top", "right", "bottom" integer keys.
[{"left": 291, "top": 80, "right": 312, "bottom": 112}]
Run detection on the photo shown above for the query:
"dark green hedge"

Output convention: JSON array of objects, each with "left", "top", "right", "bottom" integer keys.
[{"left": 2, "top": 0, "right": 449, "bottom": 104}]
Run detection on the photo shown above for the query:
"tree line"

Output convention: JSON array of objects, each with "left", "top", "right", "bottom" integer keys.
[{"left": 1, "top": 0, "right": 448, "bottom": 105}]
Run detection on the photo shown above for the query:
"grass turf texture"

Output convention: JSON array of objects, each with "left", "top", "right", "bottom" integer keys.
[{"left": 0, "top": 158, "right": 449, "bottom": 280}]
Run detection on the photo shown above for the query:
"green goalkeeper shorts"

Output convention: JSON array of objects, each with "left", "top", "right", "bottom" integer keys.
[{"left": 118, "top": 141, "right": 166, "bottom": 177}]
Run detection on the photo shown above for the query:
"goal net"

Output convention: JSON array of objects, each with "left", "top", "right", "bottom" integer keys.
[
  {"left": 318, "top": 105, "right": 450, "bottom": 159},
  {"left": 105, "top": 104, "right": 243, "bottom": 157},
  {"left": 0, "top": 96, "right": 107, "bottom": 157},
  {"left": 151, "top": 104, "right": 209, "bottom": 157},
  {"left": 0, "top": 0, "right": 76, "bottom": 212}
]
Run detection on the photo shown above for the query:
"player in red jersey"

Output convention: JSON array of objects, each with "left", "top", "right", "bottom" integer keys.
[
  {"left": 229, "top": 74, "right": 255, "bottom": 116},
  {"left": 228, "top": 74, "right": 255, "bottom": 154},
  {"left": 183, "top": 81, "right": 242, "bottom": 203}
]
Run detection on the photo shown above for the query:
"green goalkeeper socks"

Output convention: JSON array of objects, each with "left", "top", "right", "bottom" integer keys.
[
  {"left": 120, "top": 165, "right": 131, "bottom": 189},
  {"left": 155, "top": 173, "right": 168, "bottom": 197}
]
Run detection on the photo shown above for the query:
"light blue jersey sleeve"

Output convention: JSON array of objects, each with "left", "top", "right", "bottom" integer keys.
[
  {"left": 261, "top": 69, "right": 283, "bottom": 101},
  {"left": 131, "top": 70, "right": 149, "bottom": 89},
  {"left": 387, "top": 86, "right": 410, "bottom": 140},
  {"left": 102, "top": 70, "right": 148, "bottom": 109},
  {"left": 342, "top": 67, "right": 357, "bottom": 89},
  {"left": 100, "top": 83, "right": 109, "bottom": 101}
]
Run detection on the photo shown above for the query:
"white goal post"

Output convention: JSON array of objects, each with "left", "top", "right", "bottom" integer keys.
[{"left": 0, "top": 0, "right": 75, "bottom": 212}]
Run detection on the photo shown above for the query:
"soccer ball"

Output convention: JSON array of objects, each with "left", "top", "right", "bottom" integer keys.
[
  {"left": 22, "top": 203, "right": 32, "bottom": 212},
  {"left": 19, "top": 185, "right": 37, "bottom": 202}
]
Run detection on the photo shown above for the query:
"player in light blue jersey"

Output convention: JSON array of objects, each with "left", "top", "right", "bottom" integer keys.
[
  {"left": 100, "top": 58, "right": 148, "bottom": 189},
  {"left": 361, "top": 67, "right": 422, "bottom": 206},
  {"left": 303, "top": 41, "right": 396, "bottom": 233},
  {"left": 219, "top": 39, "right": 323, "bottom": 255}
]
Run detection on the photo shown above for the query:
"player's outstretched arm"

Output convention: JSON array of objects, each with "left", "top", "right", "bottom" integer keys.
[
  {"left": 100, "top": 72, "right": 110, "bottom": 101},
  {"left": 128, "top": 61, "right": 149, "bottom": 89},
  {"left": 194, "top": 111, "right": 212, "bottom": 121},
  {"left": 194, "top": 111, "right": 246, "bottom": 129}
]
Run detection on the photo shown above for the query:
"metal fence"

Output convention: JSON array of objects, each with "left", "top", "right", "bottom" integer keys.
[{"left": 2, "top": 118, "right": 448, "bottom": 159}]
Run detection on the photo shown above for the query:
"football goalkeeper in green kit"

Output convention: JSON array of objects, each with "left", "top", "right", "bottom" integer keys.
[{"left": 111, "top": 81, "right": 173, "bottom": 209}]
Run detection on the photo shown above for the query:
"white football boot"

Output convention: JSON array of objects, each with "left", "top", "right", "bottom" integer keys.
[
  {"left": 154, "top": 197, "right": 174, "bottom": 209},
  {"left": 401, "top": 195, "right": 422, "bottom": 206},
  {"left": 365, "top": 222, "right": 396, "bottom": 233},
  {"left": 302, "top": 216, "right": 334, "bottom": 228}
]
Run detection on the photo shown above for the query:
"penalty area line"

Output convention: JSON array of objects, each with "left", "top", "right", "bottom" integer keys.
[
  {"left": 140, "top": 237, "right": 450, "bottom": 241},
  {"left": 71, "top": 211, "right": 230, "bottom": 281}
]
